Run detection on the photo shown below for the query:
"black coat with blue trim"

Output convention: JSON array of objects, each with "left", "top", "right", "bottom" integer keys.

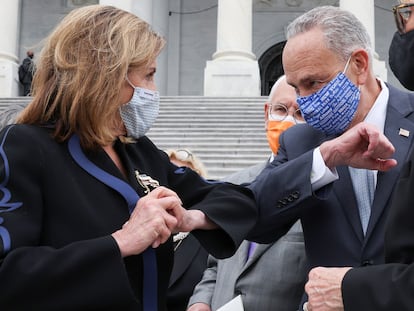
[{"left": 0, "top": 124, "right": 257, "bottom": 311}]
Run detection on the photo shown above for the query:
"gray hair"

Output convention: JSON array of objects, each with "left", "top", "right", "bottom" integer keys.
[{"left": 286, "top": 6, "right": 372, "bottom": 63}]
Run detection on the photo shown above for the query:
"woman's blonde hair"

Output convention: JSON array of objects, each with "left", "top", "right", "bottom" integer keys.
[
  {"left": 166, "top": 149, "right": 208, "bottom": 178},
  {"left": 17, "top": 5, "right": 165, "bottom": 150}
]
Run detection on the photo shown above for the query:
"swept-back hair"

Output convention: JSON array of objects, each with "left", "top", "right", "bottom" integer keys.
[
  {"left": 286, "top": 6, "right": 372, "bottom": 63},
  {"left": 17, "top": 5, "right": 165, "bottom": 150}
]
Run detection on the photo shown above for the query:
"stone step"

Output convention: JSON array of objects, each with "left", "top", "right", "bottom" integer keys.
[
  {"left": 149, "top": 129, "right": 264, "bottom": 134},
  {"left": 149, "top": 136, "right": 265, "bottom": 141}
]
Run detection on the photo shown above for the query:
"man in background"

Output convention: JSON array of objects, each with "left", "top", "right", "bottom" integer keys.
[
  {"left": 18, "top": 50, "right": 35, "bottom": 96},
  {"left": 389, "top": 0, "right": 414, "bottom": 90},
  {"left": 248, "top": 5, "right": 414, "bottom": 310},
  {"left": 187, "top": 76, "right": 307, "bottom": 311}
]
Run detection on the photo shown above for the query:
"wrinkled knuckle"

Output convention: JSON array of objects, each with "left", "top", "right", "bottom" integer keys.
[{"left": 152, "top": 216, "right": 164, "bottom": 227}]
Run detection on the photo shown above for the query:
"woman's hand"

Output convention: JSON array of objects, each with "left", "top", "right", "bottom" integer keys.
[
  {"left": 112, "top": 186, "right": 184, "bottom": 257},
  {"left": 111, "top": 186, "right": 218, "bottom": 257}
]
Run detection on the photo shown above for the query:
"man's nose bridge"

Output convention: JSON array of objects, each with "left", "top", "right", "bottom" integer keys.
[{"left": 287, "top": 107, "right": 297, "bottom": 116}]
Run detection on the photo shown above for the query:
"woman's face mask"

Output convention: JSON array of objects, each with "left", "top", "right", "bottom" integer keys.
[{"left": 119, "top": 77, "right": 160, "bottom": 139}]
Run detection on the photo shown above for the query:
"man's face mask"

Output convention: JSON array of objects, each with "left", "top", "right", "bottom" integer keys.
[
  {"left": 266, "top": 104, "right": 305, "bottom": 154},
  {"left": 296, "top": 57, "right": 360, "bottom": 136}
]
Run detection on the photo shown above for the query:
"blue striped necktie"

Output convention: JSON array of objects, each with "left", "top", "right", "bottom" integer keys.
[{"left": 349, "top": 167, "right": 375, "bottom": 235}]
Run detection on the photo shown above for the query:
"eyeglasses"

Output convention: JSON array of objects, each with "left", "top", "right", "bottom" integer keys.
[
  {"left": 269, "top": 103, "right": 304, "bottom": 123},
  {"left": 173, "top": 149, "right": 193, "bottom": 162},
  {"left": 393, "top": 3, "right": 414, "bottom": 33}
]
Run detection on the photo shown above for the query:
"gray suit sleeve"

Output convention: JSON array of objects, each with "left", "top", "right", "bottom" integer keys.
[{"left": 187, "top": 255, "right": 219, "bottom": 308}]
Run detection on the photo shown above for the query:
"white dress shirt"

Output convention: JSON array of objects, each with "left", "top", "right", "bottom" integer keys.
[{"left": 311, "top": 78, "right": 389, "bottom": 190}]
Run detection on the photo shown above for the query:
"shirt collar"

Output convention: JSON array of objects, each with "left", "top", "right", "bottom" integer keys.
[{"left": 364, "top": 78, "right": 389, "bottom": 134}]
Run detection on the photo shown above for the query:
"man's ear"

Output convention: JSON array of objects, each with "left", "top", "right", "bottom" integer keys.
[
  {"left": 264, "top": 103, "right": 270, "bottom": 128},
  {"left": 351, "top": 49, "right": 370, "bottom": 85}
]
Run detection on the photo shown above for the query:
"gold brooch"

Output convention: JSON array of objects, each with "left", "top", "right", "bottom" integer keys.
[{"left": 134, "top": 170, "right": 160, "bottom": 194}]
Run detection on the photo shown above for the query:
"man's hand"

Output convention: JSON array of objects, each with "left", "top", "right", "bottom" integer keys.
[
  {"left": 320, "top": 122, "right": 397, "bottom": 171},
  {"left": 304, "top": 267, "right": 352, "bottom": 311}
]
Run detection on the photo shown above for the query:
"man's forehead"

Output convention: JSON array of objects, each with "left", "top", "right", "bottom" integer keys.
[
  {"left": 283, "top": 31, "right": 327, "bottom": 64},
  {"left": 283, "top": 55, "right": 331, "bottom": 84},
  {"left": 283, "top": 47, "right": 341, "bottom": 84}
]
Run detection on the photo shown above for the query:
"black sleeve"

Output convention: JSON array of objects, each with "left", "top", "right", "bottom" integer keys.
[{"left": 164, "top": 155, "right": 257, "bottom": 259}]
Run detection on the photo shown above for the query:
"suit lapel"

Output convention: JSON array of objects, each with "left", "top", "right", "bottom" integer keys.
[
  {"left": 233, "top": 240, "right": 249, "bottom": 277},
  {"left": 333, "top": 166, "right": 364, "bottom": 242},
  {"left": 365, "top": 95, "right": 414, "bottom": 239},
  {"left": 169, "top": 234, "right": 202, "bottom": 286},
  {"left": 331, "top": 86, "right": 414, "bottom": 243},
  {"left": 239, "top": 243, "right": 273, "bottom": 276}
]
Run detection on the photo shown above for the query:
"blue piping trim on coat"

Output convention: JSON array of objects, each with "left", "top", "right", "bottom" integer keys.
[
  {"left": 0, "top": 125, "right": 23, "bottom": 254},
  {"left": 0, "top": 217, "right": 10, "bottom": 253},
  {"left": 0, "top": 126, "right": 23, "bottom": 212},
  {"left": 68, "top": 134, "right": 158, "bottom": 311}
]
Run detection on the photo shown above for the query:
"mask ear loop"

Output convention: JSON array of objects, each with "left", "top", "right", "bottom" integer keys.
[
  {"left": 125, "top": 75, "right": 137, "bottom": 89},
  {"left": 343, "top": 55, "right": 360, "bottom": 90},
  {"left": 343, "top": 56, "right": 352, "bottom": 73}
]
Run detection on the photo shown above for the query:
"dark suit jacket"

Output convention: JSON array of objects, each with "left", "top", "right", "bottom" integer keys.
[
  {"left": 167, "top": 234, "right": 209, "bottom": 311},
  {"left": 0, "top": 124, "right": 257, "bottom": 310},
  {"left": 187, "top": 160, "right": 307, "bottom": 311},
  {"left": 248, "top": 84, "right": 414, "bottom": 271},
  {"left": 342, "top": 151, "right": 414, "bottom": 310}
]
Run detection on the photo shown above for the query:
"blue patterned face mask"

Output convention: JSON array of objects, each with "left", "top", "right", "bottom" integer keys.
[
  {"left": 120, "top": 78, "right": 160, "bottom": 139},
  {"left": 296, "top": 57, "right": 360, "bottom": 136}
]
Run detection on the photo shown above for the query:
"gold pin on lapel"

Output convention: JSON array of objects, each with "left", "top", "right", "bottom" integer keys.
[
  {"left": 399, "top": 128, "right": 410, "bottom": 138},
  {"left": 134, "top": 170, "right": 160, "bottom": 194}
]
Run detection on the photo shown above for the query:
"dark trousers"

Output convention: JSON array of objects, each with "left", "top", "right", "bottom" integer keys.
[{"left": 23, "top": 83, "right": 32, "bottom": 96}]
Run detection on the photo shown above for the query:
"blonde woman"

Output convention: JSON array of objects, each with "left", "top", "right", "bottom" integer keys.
[{"left": 0, "top": 5, "right": 256, "bottom": 310}]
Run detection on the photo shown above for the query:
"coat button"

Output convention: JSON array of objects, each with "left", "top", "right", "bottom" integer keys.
[
  {"left": 361, "top": 260, "right": 373, "bottom": 266},
  {"left": 287, "top": 194, "right": 297, "bottom": 202}
]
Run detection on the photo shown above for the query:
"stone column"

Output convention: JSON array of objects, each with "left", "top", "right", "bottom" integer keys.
[
  {"left": 132, "top": 0, "right": 154, "bottom": 24},
  {"left": 204, "top": 0, "right": 260, "bottom": 96},
  {"left": 144, "top": 0, "right": 169, "bottom": 96},
  {"left": 0, "top": 1, "right": 20, "bottom": 96},
  {"left": 340, "top": 0, "right": 387, "bottom": 81}
]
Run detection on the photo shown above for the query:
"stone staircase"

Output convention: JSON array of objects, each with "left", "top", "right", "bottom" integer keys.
[{"left": 0, "top": 96, "right": 269, "bottom": 179}]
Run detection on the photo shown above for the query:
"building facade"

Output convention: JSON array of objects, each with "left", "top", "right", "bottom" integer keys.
[{"left": 0, "top": 0, "right": 401, "bottom": 97}]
